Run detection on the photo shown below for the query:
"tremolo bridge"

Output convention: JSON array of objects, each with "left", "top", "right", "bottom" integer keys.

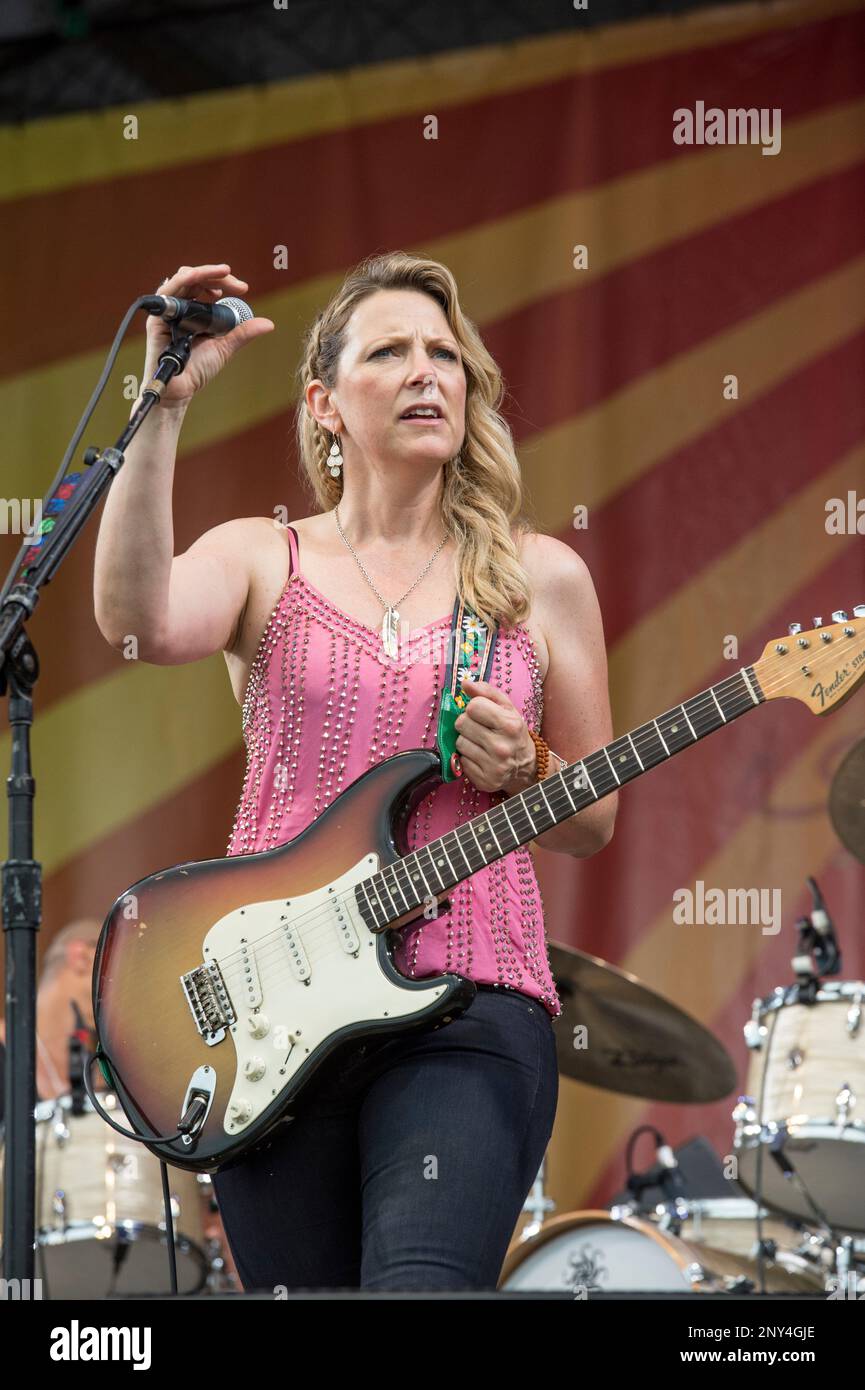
[{"left": 181, "top": 960, "right": 236, "bottom": 1045}]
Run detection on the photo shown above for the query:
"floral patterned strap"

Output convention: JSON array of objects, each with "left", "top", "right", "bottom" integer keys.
[{"left": 436, "top": 595, "right": 499, "bottom": 782}]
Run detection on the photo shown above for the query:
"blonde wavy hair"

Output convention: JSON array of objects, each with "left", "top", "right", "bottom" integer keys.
[{"left": 294, "top": 251, "right": 538, "bottom": 630}]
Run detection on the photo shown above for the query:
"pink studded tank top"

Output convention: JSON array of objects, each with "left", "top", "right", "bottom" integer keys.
[{"left": 226, "top": 523, "right": 561, "bottom": 1018}]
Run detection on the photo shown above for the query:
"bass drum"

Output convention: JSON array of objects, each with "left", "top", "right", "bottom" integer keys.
[
  {"left": 0, "top": 1092, "right": 209, "bottom": 1298},
  {"left": 498, "top": 1209, "right": 823, "bottom": 1294}
]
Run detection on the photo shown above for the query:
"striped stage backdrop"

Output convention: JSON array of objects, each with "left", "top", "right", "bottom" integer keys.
[{"left": 1, "top": 0, "right": 863, "bottom": 1218}]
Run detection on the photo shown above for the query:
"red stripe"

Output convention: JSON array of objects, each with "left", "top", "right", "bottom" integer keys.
[
  {"left": 580, "top": 326, "right": 865, "bottom": 648},
  {"left": 3, "top": 9, "right": 865, "bottom": 377},
  {"left": 37, "top": 749, "right": 244, "bottom": 945},
  {"left": 494, "top": 162, "right": 865, "bottom": 449}
]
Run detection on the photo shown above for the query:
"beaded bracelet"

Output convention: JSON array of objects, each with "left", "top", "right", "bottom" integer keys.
[
  {"left": 527, "top": 729, "right": 568, "bottom": 780},
  {"left": 527, "top": 729, "right": 549, "bottom": 778}
]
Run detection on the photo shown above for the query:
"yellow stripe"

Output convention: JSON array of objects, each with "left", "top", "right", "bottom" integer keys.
[
  {"left": 609, "top": 448, "right": 865, "bottom": 730},
  {"left": 525, "top": 251, "right": 865, "bottom": 531},
  {"left": 2, "top": 96, "right": 864, "bottom": 502},
  {"left": 0, "top": 652, "right": 241, "bottom": 875},
  {"left": 0, "top": 0, "right": 858, "bottom": 201}
]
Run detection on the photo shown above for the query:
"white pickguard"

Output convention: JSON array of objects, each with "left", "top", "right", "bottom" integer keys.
[{"left": 200, "top": 854, "right": 448, "bottom": 1133}]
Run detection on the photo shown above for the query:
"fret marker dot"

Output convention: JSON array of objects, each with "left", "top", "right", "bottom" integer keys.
[{"left": 671, "top": 724, "right": 678, "bottom": 733}]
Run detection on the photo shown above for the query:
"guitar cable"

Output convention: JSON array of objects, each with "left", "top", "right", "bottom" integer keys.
[
  {"left": 83, "top": 1049, "right": 203, "bottom": 1148},
  {"left": 82, "top": 1048, "right": 197, "bottom": 1297}
]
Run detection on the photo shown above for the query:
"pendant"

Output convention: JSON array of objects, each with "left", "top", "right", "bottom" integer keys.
[{"left": 381, "top": 605, "right": 400, "bottom": 658}]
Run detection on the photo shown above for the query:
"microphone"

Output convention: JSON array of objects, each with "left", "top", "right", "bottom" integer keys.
[
  {"left": 139, "top": 294, "right": 254, "bottom": 337},
  {"left": 655, "top": 1141, "right": 687, "bottom": 1199},
  {"left": 624, "top": 1128, "right": 687, "bottom": 1206},
  {"left": 807, "top": 875, "right": 834, "bottom": 938},
  {"left": 792, "top": 875, "right": 842, "bottom": 988}
]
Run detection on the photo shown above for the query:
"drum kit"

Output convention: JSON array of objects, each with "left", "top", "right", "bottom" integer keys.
[
  {"left": 0, "top": 1089, "right": 237, "bottom": 1298},
  {"left": 501, "top": 737, "right": 865, "bottom": 1296}
]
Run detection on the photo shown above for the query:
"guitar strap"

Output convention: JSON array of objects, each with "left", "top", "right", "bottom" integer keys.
[{"left": 436, "top": 595, "right": 499, "bottom": 782}]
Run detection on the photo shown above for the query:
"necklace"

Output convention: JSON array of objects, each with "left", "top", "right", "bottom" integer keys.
[{"left": 334, "top": 505, "right": 449, "bottom": 658}]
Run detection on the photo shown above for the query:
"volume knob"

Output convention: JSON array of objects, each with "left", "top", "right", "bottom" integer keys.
[{"left": 246, "top": 1013, "right": 270, "bottom": 1039}]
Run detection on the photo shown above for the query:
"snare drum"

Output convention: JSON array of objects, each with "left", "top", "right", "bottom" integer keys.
[
  {"left": 735, "top": 982, "right": 865, "bottom": 1233},
  {"left": 0, "top": 1091, "right": 209, "bottom": 1297}
]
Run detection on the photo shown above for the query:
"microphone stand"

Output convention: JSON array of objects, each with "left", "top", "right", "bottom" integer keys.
[{"left": 1, "top": 322, "right": 193, "bottom": 1286}]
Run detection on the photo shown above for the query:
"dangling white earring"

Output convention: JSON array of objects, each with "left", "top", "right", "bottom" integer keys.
[{"left": 328, "top": 433, "right": 344, "bottom": 478}]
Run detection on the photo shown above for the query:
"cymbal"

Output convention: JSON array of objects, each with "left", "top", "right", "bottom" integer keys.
[
  {"left": 829, "top": 736, "right": 865, "bottom": 865},
  {"left": 548, "top": 940, "right": 737, "bottom": 1103}
]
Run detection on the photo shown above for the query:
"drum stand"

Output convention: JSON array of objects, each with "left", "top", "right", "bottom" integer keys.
[{"left": 519, "top": 1154, "right": 557, "bottom": 1240}]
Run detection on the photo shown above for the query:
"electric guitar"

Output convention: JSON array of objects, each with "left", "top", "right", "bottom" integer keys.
[{"left": 93, "top": 609, "right": 865, "bottom": 1171}]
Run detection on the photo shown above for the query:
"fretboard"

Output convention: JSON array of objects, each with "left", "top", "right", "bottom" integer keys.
[{"left": 354, "top": 664, "right": 764, "bottom": 932}]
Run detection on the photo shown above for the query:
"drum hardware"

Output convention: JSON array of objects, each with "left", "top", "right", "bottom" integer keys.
[
  {"left": 0, "top": 1091, "right": 210, "bottom": 1297},
  {"left": 203, "top": 1236, "right": 239, "bottom": 1293},
  {"left": 519, "top": 1155, "right": 557, "bottom": 1241},
  {"left": 845, "top": 990, "right": 863, "bottom": 1037},
  {"left": 835, "top": 1082, "right": 855, "bottom": 1125},
  {"left": 647, "top": 1194, "right": 831, "bottom": 1281},
  {"left": 791, "top": 876, "right": 842, "bottom": 983},
  {"left": 766, "top": 1124, "right": 836, "bottom": 1232},
  {"left": 499, "top": 1209, "right": 824, "bottom": 1294}
]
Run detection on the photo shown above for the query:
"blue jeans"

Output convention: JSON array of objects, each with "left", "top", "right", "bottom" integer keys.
[{"left": 211, "top": 985, "right": 559, "bottom": 1292}]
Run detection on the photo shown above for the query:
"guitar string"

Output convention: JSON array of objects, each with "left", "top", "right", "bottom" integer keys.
[
  {"left": 214, "top": 638, "right": 859, "bottom": 989},
  {"left": 209, "top": 636, "right": 859, "bottom": 993},
  {"left": 217, "top": 675, "right": 765, "bottom": 990}
]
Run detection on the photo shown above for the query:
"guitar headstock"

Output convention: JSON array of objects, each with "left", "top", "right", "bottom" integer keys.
[{"left": 755, "top": 607, "right": 865, "bottom": 714}]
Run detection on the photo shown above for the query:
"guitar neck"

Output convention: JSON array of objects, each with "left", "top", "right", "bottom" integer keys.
[{"left": 355, "top": 664, "right": 765, "bottom": 932}]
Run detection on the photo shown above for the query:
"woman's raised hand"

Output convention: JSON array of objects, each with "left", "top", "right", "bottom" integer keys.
[{"left": 141, "top": 263, "right": 275, "bottom": 406}]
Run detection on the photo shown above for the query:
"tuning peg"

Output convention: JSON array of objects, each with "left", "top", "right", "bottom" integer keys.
[
  {"left": 854, "top": 604, "right": 865, "bottom": 618},
  {"left": 812, "top": 616, "right": 823, "bottom": 627},
  {"left": 831, "top": 609, "right": 849, "bottom": 622},
  {"left": 787, "top": 622, "right": 802, "bottom": 635}
]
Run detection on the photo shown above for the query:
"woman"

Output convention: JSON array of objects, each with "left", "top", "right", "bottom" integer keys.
[{"left": 94, "top": 251, "right": 617, "bottom": 1292}]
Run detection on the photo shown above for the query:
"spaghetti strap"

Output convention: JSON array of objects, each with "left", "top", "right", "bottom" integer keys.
[{"left": 285, "top": 525, "right": 300, "bottom": 579}]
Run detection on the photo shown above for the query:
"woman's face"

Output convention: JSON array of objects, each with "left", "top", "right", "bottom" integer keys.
[{"left": 313, "top": 288, "right": 467, "bottom": 469}]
